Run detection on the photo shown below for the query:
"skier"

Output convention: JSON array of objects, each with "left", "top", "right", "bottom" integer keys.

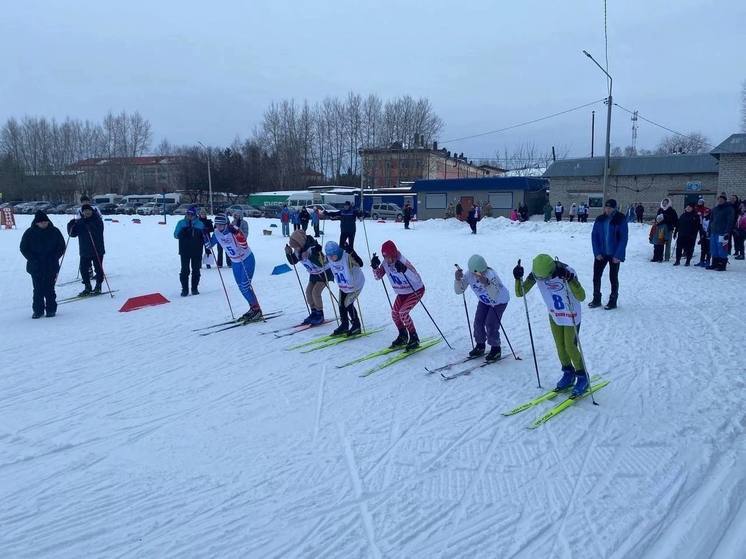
[
  {"left": 370, "top": 240, "right": 424, "bottom": 350},
  {"left": 285, "top": 229, "right": 333, "bottom": 325},
  {"left": 19, "top": 210, "right": 66, "bottom": 319},
  {"left": 513, "top": 254, "right": 589, "bottom": 397},
  {"left": 67, "top": 204, "right": 106, "bottom": 296},
  {"left": 325, "top": 240, "right": 365, "bottom": 336},
  {"left": 206, "top": 214, "right": 263, "bottom": 321},
  {"left": 554, "top": 202, "right": 564, "bottom": 222},
  {"left": 173, "top": 207, "right": 205, "bottom": 296},
  {"left": 454, "top": 254, "right": 509, "bottom": 362}
]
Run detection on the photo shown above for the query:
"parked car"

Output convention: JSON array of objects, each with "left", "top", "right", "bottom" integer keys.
[
  {"left": 136, "top": 202, "right": 159, "bottom": 216},
  {"left": 172, "top": 204, "right": 193, "bottom": 216},
  {"left": 99, "top": 203, "right": 119, "bottom": 215},
  {"left": 20, "top": 201, "right": 54, "bottom": 214},
  {"left": 117, "top": 202, "right": 141, "bottom": 215},
  {"left": 370, "top": 203, "right": 403, "bottom": 220},
  {"left": 316, "top": 203, "right": 341, "bottom": 220},
  {"left": 0, "top": 200, "right": 23, "bottom": 210},
  {"left": 52, "top": 203, "right": 75, "bottom": 214},
  {"left": 225, "top": 204, "right": 263, "bottom": 218},
  {"left": 65, "top": 205, "right": 81, "bottom": 215}
]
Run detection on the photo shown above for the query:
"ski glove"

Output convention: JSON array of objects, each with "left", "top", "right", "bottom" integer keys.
[
  {"left": 394, "top": 260, "right": 407, "bottom": 273},
  {"left": 512, "top": 264, "right": 524, "bottom": 280},
  {"left": 455, "top": 268, "right": 463, "bottom": 281},
  {"left": 370, "top": 255, "right": 381, "bottom": 269},
  {"left": 343, "top": 243, "right": 353, "bottom": 253},
  {"left": 556, "top": 266, "right": 576, "bottom": 282}
]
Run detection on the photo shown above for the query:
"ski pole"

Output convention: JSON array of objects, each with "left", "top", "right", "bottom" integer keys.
[
  {"left": 292, "top": 261, "right": 311, "bottom": 315},
  {"left": 559, "top": 265, "right": 598, "bottom": 406},
  {"left": 355, "top": 297, "right": 366, "bottom": 333},
  {"left": 204, "top": 235, "right": 235, "bottom": 320},
  {"left": 54, "top": 234, "right": 71, "bottom": 286},
  {"left": 319, "top": 272, "right": 340, "bottom": 325},
  {"left": 454, "top": 264, "right": 474, "bottom": 349},
  {"left": 86, "top": 227, "right": 113, "bottom": 298},
  {"left": 402, "top": 272, "right": 453, "bottom": 350},
  {"left": 517, "top": 259, "right": 542, "bottom": 388},
  {"left": 374, "top": 252, "right": 393, "bottom": 310},
  {"left": 499, "top": 324, "right": 521, "bottom": 360}
]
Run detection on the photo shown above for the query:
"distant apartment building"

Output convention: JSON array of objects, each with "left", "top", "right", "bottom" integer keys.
[
  {"left": 360, "top": 141, "right": 495, "bottom": 188},
  {"left": 68, "top": 156, "right": 186, "bottom": 194}
]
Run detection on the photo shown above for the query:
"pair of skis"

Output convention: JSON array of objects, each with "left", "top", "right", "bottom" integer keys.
[
  {"left": 262, "top": 319, "right": 335, "bottom": 339},
  {"left": 502, "top": 376, "right": 610, "bottom": 428},
  {"left": 432, "top": 355, "right": 506, "bottom": 380},
  {"left": 289, "top": 327, "right": 385, "bottom": 353},
  {"left": 193, "top": 311, "right": 284, "bottom": 336},
  {"left": 58, "top": 289, "right": 119, "bottom": 304},
  {"left": 336, "top": 337, "right": 442, "bottom": 377}
]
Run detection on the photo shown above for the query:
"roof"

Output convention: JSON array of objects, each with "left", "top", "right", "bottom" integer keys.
[
  {"left": 710, "top": 134, "right": 746, "bottom": 158},
  {"left": 543, "top": 154, "right": 718, "bottom": 178},
  {"left": 413, "top": 176, "right": 549, "bottom": 193},
  {"left": 69, "top": 156, "right": 186, "bottom": 168}
]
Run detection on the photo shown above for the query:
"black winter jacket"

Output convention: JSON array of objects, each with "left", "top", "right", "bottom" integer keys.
[
  {"left": 20, "top": 223, "right": 66, "bottom": 276},
  {"left": 67, "top": 215, "right": 105, "bottom": 257},
  {"left": 675, "top": 211, "right": 701, "bottom": 239}
]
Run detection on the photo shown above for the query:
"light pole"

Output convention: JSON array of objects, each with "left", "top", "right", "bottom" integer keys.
[
  {"left": 197, "top": 141, "right": 214, "bottom": 215},
  {"left": 583, "top": 50, "right": 612, "bottom": 205}
]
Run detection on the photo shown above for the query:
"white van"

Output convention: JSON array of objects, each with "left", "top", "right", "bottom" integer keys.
[
  {"left": 93, "top": 193, "right": 125, "bottom": 206},
  {"left": 287, "top": 192, "right": 317, "bottom": 210}
]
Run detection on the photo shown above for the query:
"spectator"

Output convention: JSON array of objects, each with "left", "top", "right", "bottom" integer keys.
[
  {"left": 67, "top": 204, "right": 106, "bottom": 296},
  {"left": 708, "top": 194, "right": 736, "bottom": 271},
  {"left": 673, "top": 202, "right": 700, "bottom": 266},
  {"left": 173, "top": 207, "right": 205, "bottom": 296},
  {"left": 695, "top": 208, "right": 712, "bottom": 267},
  {"left": 280, "top": 204, "right": 290, "bottom": 237},
  {"left": 403, "top": 202, "right": 413, "bottom": 229},
  {"left": 518, "top": 202, "right": 529, "bottom": 222},
  {"left": 290, "top": 207, "right": 300, "bottom": 231},
  {"left": 467, "top": 202, "right": 481, "bottom": 234},
  {"left": 543, "top": 202, "right": 553, "bottom": 222},
  {"left": 656, "top": 198, "right": 679, "bottom": 261},
  {"left": 649, "top": 214, "right": 668, "bottom": 263},
  {"left": 635, "top": 203, "right": 645, "bottom": 224},
  {"left": 510, "top": 208, "right": 519, "bottom": 221},
  {"left": 198, "top": 209, "right": 214, "bottom": 269},
  {"left": 339, "top": 201, "right": 358, "bottom": 249},
  {"left": 569, "top": 203, "right": 577, "bottom": 222},
  {"left": 554, "top": 201, "right": 564, "bottom": 222},
  {"left": 590, "top": 199, "right": 628, "bottom": 310},
  {"left": 455, "top": 200, "right": 463, "bottom": 220},
  {"left": 484, "top": 201, "right": 493, "bottom": 218},
  {"left": 625, "top": 204, "right": 636, "bottom": 223},
  {"left": 232, "top": 211, "right": 249, "bottom": 237},
  {"left": 311, "top": 206, "right": 321, "bottom": 237},
  {"left": 734, "top": 204, "right": 746, "bottom": 260},
  {"left": 445, "top": 202, "right": 455, "bottom": 219},
  {"left": 300, "top": 206, "right": 310, "bottom": 232},
  {"left": 19, "top": 210, "right": 66, "bottom": 318}
]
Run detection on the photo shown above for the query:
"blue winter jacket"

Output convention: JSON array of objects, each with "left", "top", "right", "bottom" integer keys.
[{"left": 591, "top": 210, "right": 628, "bottom": 261}]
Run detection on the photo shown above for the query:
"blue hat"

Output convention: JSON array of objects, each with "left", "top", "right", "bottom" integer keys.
[
  {"left": 186, "top": 206, "right": 197, "bottom": 216},
  {"left": 325, "top": 241, "right": 343, "bottom": 259},
  {"left": 214, "top": 213, "right": 228, "bottom": 225}
]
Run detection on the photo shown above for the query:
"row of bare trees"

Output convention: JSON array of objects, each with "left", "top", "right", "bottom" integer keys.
[{"left": 0, "top": 111, "right": 152, "bottom": 175}]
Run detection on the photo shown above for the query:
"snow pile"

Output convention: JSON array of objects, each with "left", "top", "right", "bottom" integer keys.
[{"left": 1, "top": 214, "right": 745, "bottom": 558}]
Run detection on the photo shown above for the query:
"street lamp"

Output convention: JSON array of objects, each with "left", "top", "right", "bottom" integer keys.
[
  {"left": 583, "top": 49, "right": 612, "bottom": 205},
  {"left": 197, "top": 141, "right": 214, "bottom": 215}
]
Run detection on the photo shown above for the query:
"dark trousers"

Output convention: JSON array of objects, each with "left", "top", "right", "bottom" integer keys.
[
  {"left": 700, "top": 238, "right": 710, "bottom": 262},
  {"left": 734, "top": 230, "right": 745, "bottom": 256},
  {"left": 340, "top": 231, "right": 355, "bottom": 249},
  {"left": 301, "top": 220, "right": 309, "bottom": 232},
  {"left": 652, "top": 245, "right": 664, "bottom": 262},
  {"left": 338, "top": 291, "right": 359, "bottom": 326},
  {"left": 216, "top": 243, "right": 225, "bottom": 266},
  {"left": 555, "top": 213, "right": 562, "bottom": 221},
  {"left": 80, "top": 255, "right": 104, "bottom": 288},
  {"left": 636, "top": 216, "right": 644, "bottom": 224},
  {"left": 468, "top": 219, "right": 477, "bottom": 234},
  {"left": 592, "top": 255, "right": 620, "bottom": 298},
  {"left": 31, "top": 272, "right": 57, "bottom": 314},
  {"left": 404, "top": 218, "right": 411, "bottom": 229},
  {"left": 675, "top": 237, "right": 697, "bottom": 263},
  {"left": 313, "top": 224, "right": 320, "bottom": 237},
  {"left": 180, "top": 253, "right": 201, "bottom": 290}
]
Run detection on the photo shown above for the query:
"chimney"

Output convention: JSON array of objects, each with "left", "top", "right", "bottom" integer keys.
[
  {"left": 432, "top": 141, "right": 438, "bottom": 150},
  {"left": 459, "top": 152, "right": 464, "bottom": 159},
  {"left": 413, "top": 133, "right": 419, "bottom": 147}
]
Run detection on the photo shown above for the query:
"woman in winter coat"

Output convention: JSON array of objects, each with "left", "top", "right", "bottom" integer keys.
[
  {"left": 20, "top": 211, "right": 66, "bottom": 318},
  {"left": 656, "top": 198, "right": 679, "bottom": 261},
  {"left": 569, "top": 203, "right": 577, "bottom": 222}
]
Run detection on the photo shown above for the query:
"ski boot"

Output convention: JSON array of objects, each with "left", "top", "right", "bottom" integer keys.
[
  {"left": 79, "top": 286, "right": 93, "bottom": 297},
  {"left": 604, "top": 294, "right": 617, "bottom": 310},
  {"left": 32, "top": 312, "right": 43, "bottom": 319},
  {"left": 468, "top": 343, "right": 485, "bottom": 358},
  {"left": 240, "top": 305, "right": 263, "bottom": 323},
  {"left": 405, "top": 330, "right": 420, "bottom": 350},
  {"left": 93, "top": 283, "right": 102, "bottom": 295},
  {"left": 347, "top": 319, "right": 362, "bottom": 337},
  {"left": 485, "top": 346, "right": 501, "bottom": 362},
  {"left": 332, "top": 322, "right": 349, "bottom": 336},
  {"left": 571, "top": 371, "right": 590, "bottom": 398},
  {"left": 390, "top": 327, "right": 409, "bottom": 348},
  {"left": 46, "top": 311, "right": 56, "bottom": 318},
  {"left": 308, "top": 310, "right": 325, "bottom": 326},
  {"left": 301, "top": 310, "right": 315, "bottom": 325},
  {"left": 191, "top": 287, "right": 199, "bottom": 295},
  {"left": 555, "top": 365, "right": 576, "bottom": 391},
  {"left": 588, "top": 294, "right": 602, "bottom": 308},
  {"left": 181, "top": 288, "right": 189, "bottom": 297}
]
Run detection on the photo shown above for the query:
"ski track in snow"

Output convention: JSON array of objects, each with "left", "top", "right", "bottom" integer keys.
[{"left": 2, "top": 215, "right": 745, "bottom": 558}]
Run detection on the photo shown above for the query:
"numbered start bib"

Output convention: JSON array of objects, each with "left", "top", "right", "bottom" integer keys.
[
  {"left": 467, "top": 269, "right": 509, "bottom": 306},
  {"left": 536, "top": 274, "right": 581, "bottom": 326},
  {"left": 216, "top": 229, "right": 252, "bottom": 262},
  {"left": 383, "top": 256, "right": 423, "bottom": 294},
  {"left": 328, "top": 252, "right": 365, "bottom": 293}
]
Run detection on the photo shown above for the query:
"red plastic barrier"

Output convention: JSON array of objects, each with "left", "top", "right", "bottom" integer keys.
[{"left": 119, "top": 293, "right": 170, "bottom": 312}]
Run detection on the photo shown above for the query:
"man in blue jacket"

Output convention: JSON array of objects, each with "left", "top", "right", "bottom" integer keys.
[
  {"left": 173, "top": 207, "right": 205, "bottom": 296},
  {"left": 590, "top": 198, "right": 628, "bottom": 310}
]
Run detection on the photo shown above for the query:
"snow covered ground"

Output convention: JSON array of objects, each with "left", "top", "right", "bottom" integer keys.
[{"left": 1, "top": 213, "right": 745, "bottom": 558}]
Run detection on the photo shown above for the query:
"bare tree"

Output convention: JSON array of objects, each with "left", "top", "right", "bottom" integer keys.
[{"left": 655, "top": 132, "right": 710, "bottom": 154}]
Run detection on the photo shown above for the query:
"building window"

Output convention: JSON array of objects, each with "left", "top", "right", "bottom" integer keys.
[
  {"left": 425, "top": 193, "right": 447, "bottom": 209},
  {"left": 488, "top": 192, "right": 513, "bottom": 209},
  {"left": 588, "top": 195, "right": 603, "bottom": 208}
]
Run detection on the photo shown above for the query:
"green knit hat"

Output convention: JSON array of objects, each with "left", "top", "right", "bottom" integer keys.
[
  {"left": 532, "top": 254, "right": 556, "bottom": 278},
  {"left": 468, "top": 254, "right": 488, "bottom": 273}
]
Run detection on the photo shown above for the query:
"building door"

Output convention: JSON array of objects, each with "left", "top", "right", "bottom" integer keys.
[
  {"left": 684, "top": 193, "right": 700, "bottom": 206},
  {"left": 459, "top": 196, "right": 473, "bottom": 220}
]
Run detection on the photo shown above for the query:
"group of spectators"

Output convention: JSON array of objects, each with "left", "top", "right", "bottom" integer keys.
[{"left": 544, "top": 202, "right": 590, "bottom": 222}]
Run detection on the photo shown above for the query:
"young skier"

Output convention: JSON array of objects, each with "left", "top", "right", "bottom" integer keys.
[
  {"left": 206, "top": 213, "right": 263, "bottom": 321},
  {"left": 454, "top": 254, "right": 509, "bottom": 362},
  {"left": 67, "top": 204, "right": 106, "bottom": 296},
  {"left": 370, "top": 240, "right": 425, "bottom": 350},
  {"left": 285, "top": 229, "right": 333, "bottom": 325},
  {"left": 325, "top": 240, "right": 365, "bottom": 336},
  {"left": 513, "top": 254, "right": 589, "bottom": 397}
]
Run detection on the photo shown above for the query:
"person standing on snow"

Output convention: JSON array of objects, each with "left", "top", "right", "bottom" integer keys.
[
  {"left": 513, "top": 254, "right": 589, "bottom": 397},
  {"left": 67, "top": 203, "right": 106, "bottom": 296},
  {"left": 589, "top": 199, "right": 628, "bottom": 310},
  {"left": 454, "top": 254, "right": 509, "bottom": 362},
  {"left": 656, "top": 198, "right": 679, "bottom": 262},
  {"left": 673, "top": 202, "right": 700, "bottom": 266},
  {"left": 569, "top": 203, "right": 577, "bottom": 222},
  {"left": 554, "top": 202, "right": 564, "bottom": 222},
  {"left": 635, "top": 202, "right": 645, "bottom": 224},
  {"left": 649, "top": 214, "right": 668, "bottom": 263},
  {"left": 734, "top": 205, "right": 746, "bottom": 260},
  {"left": 198, "top": 209, "right": 214, "bottom": 269},
  {"left": 371, "top": 240, "right": 425, "bottom": 350},
  {"left": 173, "top": 207, "right": 205, "bottom": 296},
  {"left": 311, "top": 206, "right": 321, "bottom": 237},
  {"left": 467, "top": 203, "right": 480, "bottom": 234},
  {"left": 20, "top": 210, "right": 66, "bottom": 319},
  {"left": 285, "top": 230, "right": 333, "bottom": 325},
  {"left": 403, "top": 202, "right": 413, "bottom": 230},
  {"left": 708, "top": 193, "right": 736, "bottom": 271},
  {"left": 299, "top": 206, "right": 310, "bottom": 232},
  {"left": 290, "top": 207, "right": 301, "bottom": 231},
  {"left": 695, "top": 208, "right": 712, "bottom": 267},
  {"left": 339, "top": 201, "right": 358, "bottom": 249},
  {"left": 543, "top": 202, "right": 553, "bottom": 222},
  {"left": 280, "top": 204, "right": 290, "bottom": 237},
  {"left": 325, "top": 240, "right": 365, "bottom": 337},
  {"left": 206, "top": 214, "right": 263, "bottom": 322}
]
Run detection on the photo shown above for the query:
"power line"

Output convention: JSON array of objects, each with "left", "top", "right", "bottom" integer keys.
[
  {"left": 442, "top": 99, "right": 606, "bottom": 144},
  {"left": 613, "top": 103, "right": 716, "bottom": 147}
]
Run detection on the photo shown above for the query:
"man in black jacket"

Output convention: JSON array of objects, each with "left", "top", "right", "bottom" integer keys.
[
  {"left": 339, "top": 201, "right": 357, "bottom": 249},
  {"left": 403, "top": 202, "right": 412, "bottom": 229},
  {"left": 67, "top": 204, "right": 106, "bottom": 296},
  {"left": 20, "top": 211, "right": 66, "bottom": 318},
  {"left": 656, "top": 198, "right": 679, "bottom": 261},
  {"left": 673, "top": 202, "right": 700, "bottom": 266}
]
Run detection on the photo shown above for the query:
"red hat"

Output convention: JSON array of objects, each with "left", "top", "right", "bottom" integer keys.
[{"left": 381, "top": 240, "right": 398, "bottom": 259}]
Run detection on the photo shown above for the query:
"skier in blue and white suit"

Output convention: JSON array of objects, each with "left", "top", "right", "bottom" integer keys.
[{"left": 206, "top": 213, "right": 263, "bottom": 322}]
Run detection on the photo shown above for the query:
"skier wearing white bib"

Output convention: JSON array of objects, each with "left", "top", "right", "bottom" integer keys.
[
  {"left": 325, "top": 241, "right": 365, "bottom": 336},
  {"left": 285, "top": 229, "right": 333, "bottom": 325},
  {"left": 513, "top": 254, "right": 588, "bottom": 397},
  {"left": 454, "top": 254, "right": 509, "bottom": 362}
]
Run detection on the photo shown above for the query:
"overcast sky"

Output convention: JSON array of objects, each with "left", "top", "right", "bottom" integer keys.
[{"left": 2, "top": 0, "right": 744, "bottom": 160}]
